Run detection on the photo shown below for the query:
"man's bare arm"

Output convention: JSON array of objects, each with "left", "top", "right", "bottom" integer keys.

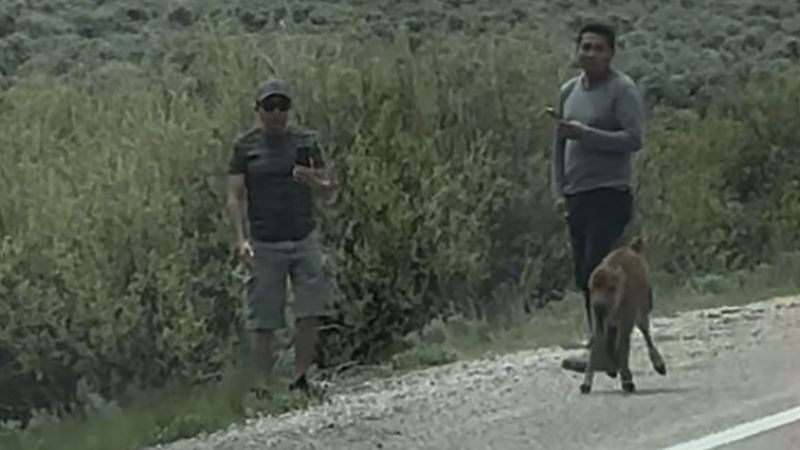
[{"left": 226, "top": 174, "right": 248, "bottom": 244}]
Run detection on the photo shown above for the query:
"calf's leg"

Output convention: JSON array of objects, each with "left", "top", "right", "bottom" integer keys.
[
  {"left": 637, "top": 313, "right": 667, "bottom": 376},
  {"left": 616, "top": 325, "right": 635, "bottom": 393}
]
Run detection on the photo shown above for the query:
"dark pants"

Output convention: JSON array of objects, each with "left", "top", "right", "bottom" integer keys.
[{"left": 565, "top": 187, "right": 633, "bottom": 331}]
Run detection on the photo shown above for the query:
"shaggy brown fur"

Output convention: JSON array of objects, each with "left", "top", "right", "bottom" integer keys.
[{"left": 580, "top": 236, "right": 667, "bottom": 394}]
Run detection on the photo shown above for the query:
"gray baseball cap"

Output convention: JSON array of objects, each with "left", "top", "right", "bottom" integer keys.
[{"left": 255, "top": 78, "right": 291, "bottom": 103}]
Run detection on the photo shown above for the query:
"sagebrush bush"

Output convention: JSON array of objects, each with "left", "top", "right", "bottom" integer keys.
[{"left": 1, "top": 20, "right": 800, "bottom": 422}]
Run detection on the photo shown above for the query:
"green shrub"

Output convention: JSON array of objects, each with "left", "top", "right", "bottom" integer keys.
[{"left": 0, "top": 69, "right": 245, "bottom": 422}]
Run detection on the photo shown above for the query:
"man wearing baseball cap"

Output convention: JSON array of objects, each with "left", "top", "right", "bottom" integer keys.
[{"left": 227, "top": 78, "right": 334, "bottom": 397}]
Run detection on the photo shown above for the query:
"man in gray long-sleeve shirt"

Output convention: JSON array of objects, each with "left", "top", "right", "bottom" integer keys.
[{"left": 550, "top": 23, "right": 646, "bottom": 374}]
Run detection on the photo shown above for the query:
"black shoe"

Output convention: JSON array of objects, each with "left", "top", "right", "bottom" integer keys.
[{"left": 289, "top": 373, "right": 309, "bottom": 393}]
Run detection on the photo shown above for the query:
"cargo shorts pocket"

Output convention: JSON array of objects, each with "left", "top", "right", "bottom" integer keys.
[{"left": 289, "top": 235, "right": 332, "bottom": 319}]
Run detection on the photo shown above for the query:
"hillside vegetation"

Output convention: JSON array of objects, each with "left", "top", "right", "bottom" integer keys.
[
  {"left": 2, "top": 0, "right": 799, "bottom": 108},
  {"left": 1, "top": 0, "right": 800, "bottom": 432}
]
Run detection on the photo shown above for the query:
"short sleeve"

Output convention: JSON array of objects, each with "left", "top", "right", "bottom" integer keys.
[{"left": 228, "top": 139, "right": 247, "bottom": 175}]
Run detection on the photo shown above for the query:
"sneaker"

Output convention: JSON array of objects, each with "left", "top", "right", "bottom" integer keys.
[
  {"left": 561, "top": 334, "right": 593, "bottom": 373},
  {"left": 561, "top": 354, "right": 618, "bottom": 378},
  {"left": 561, "top": 353, "right": 589, "bottom": 373}
]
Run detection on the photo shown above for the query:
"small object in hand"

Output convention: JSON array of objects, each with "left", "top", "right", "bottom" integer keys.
[{"left": 544, "top": 106, "right": 558, "bottom": 119}]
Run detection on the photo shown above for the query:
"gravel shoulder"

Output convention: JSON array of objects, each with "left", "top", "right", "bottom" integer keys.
[{"left": 148, "top": 294, "right": 800, "bottom": 450}]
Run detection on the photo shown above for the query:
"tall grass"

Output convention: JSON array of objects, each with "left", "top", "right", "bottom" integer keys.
[{"left": 1, "top": 18, "right": 800, "bottom": 425}]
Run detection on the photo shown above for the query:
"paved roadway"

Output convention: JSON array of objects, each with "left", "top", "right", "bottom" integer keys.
[{"left": 717, "top": 420, "right": 800, "bottom": 450}]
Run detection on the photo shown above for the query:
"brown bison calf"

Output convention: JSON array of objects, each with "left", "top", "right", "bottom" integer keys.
[{"left": 580, "top": 236, "right": 667, "bottom": 394}]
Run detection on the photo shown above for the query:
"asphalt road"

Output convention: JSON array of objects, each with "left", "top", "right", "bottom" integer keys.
[
  {"left": 153, "top": 296, "right": 800, "bottom": 450},
  {"left": 716, "top": 421, "right": 800, "bottom": 450}
]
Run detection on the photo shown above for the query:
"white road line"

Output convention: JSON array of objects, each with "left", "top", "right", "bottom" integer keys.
[{"left": 661, "top": 405, "right": 800, "bottom": 450}]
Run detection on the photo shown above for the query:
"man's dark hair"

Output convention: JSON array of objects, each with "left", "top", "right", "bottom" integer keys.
[{"left": 576, "top": 23, "right": 616, "bottom": 50}]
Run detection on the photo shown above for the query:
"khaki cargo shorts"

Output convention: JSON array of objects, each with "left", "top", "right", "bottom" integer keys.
[{"left": 246, "top": 233, "right": 332, "bottom": 331}]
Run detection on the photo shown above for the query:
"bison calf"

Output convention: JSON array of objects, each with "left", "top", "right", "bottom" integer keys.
[{"left": 580, "top": 236, "right": 667, "bottom": 394}]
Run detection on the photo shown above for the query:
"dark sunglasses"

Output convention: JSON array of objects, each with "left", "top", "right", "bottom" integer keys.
[{"left": 258, "top": 98, "right": 291, "bottom": 112}]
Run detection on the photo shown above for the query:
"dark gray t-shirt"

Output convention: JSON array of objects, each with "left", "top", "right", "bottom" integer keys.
[
  {"left": 228, "top": 126, "right": 325, "bottom": 243},
  {"left": 550, "top": 70, "right": 646, "bottom": 198}
]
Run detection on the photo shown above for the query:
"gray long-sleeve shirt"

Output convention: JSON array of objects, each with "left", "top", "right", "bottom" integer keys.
[{"left": 550, "top": 69, "right": 646, "bottom": 199}]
